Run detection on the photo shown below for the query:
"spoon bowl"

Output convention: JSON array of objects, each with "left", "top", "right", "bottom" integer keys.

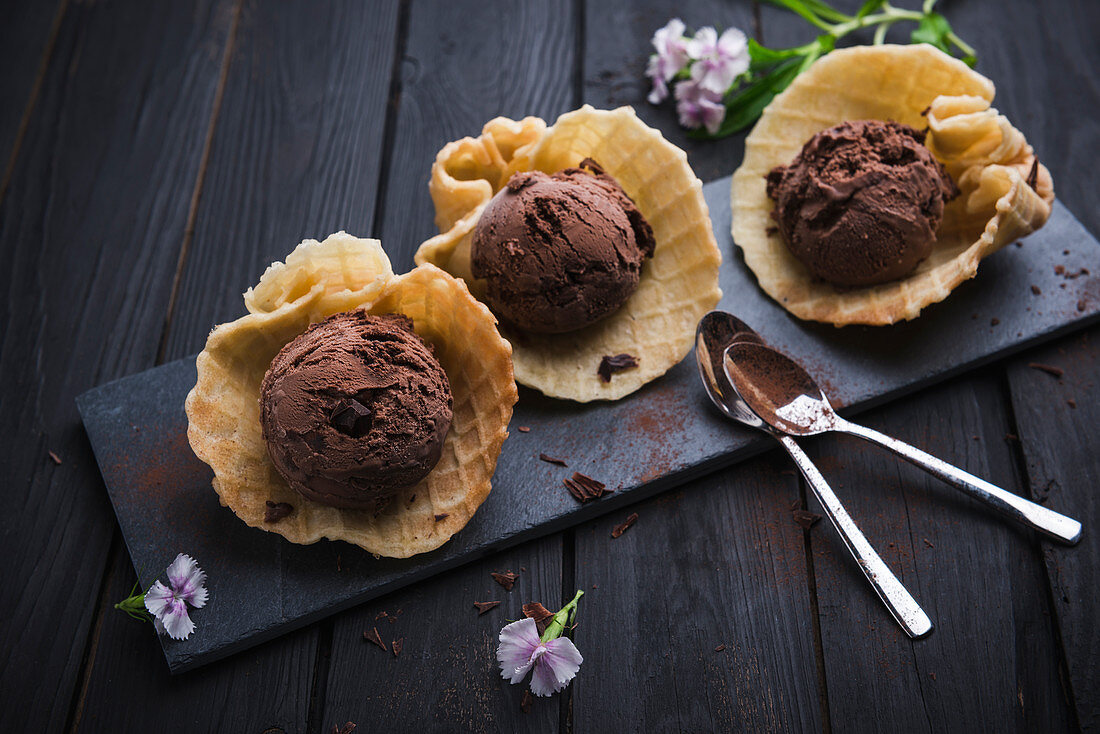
[{"left": 695, "top": 311, "right": 765, "bottom": 426}]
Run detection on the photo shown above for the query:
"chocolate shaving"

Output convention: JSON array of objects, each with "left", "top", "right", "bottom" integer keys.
[
  {"left": 521, "top": 689, "right": 534, "bottom": 714},
  {"left": 923, "top": 538, "right": 935, "bottom": 548},
  {"left": 1026, "top": 158, "right": 1039, "bottom": 189},
  {"left": 792, "top": 509, "right": 822, "bottom": 530},
  {"left": 919, "top": 104, "right": 932, "bottom": 117},
  {"left": 1078, "top": 299, "right": 1088, "bottom": 313},
  {"left": 1030, "top": 284, "right": 1041, "bottom": 295},
  {"left": 523, "top": 602, "right": 554, "bottom": 634},
  {"left": 611, "top": 512, "right": 639, "bottom": 538},
  {"left": 517, "top": 426, "right": 531, "bottom": 433},
  {"left": 597, "top": 353, "right": 639, "bottom": 382},
  {"left": 473, "top": 600, "right": 501, "bottom": 615},
  {"left": 391, "top": 638, "right": 403, "bottom": 657},
  {"left": 990, "top": 318, "right": 1000, "bottom": 326},
  {"left": 562, "top": 471, "right": 612, "bottom": 504},
  {"left": 1067, "top": 399, "right": 1077, "bottom": 409},
  {"left": 714, "top": 644, "right": 726, "bottom": 652},
  {"left": 47, "top": 451, "right": 62, "bottom": 465},
  {"left": 363, "top": 627, "right": 387, "bottom": 651},
  {"left": 375, "top": 611, "right": 388, "bottom": 621},
  {"left": 578, "top": 157, "right": 606, "bottom": 175},
  {"left": 434, "top": 513, "right": 449, "bottom": 522},
  {"left": 539, "top": 453, "right": 567, "bottom": 467},
  {"left": 264, "top": 501, "right": 294, "bottom": 523},
  {"left": 1028, "top": 362, "right": 1064, "bottom": 378},
  {"left": 332, "top": 723, "right": 356, "bottom": 734},
  {"left": 491, "top": 571, "right": 518, "bottom": 591}
]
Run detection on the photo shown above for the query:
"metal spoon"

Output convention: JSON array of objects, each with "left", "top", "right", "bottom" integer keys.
[
  {"left": 724, "top": 341, "right": 1082, "bottom": 546},
  {"left": 696, "top": 312, "right": 934, "bottom": 638}
]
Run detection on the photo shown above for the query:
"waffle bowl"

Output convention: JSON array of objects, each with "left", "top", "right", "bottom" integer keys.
[
  {"left": 731, "top": 44, "right": 1053, "bottom": 326},
  {"left": 185, "top": 232, "right": 517, "bottom": 558},
  {"left": 416, "top": 105, "right": 722, "bottom": 402}
]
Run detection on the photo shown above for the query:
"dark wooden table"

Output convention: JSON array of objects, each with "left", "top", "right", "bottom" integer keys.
[{"left": 3, "top": 0, "right": 1098, "bottom": 731}]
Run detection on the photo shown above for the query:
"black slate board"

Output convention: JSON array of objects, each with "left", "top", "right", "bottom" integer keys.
[{"left": 77, "top": 176, "right": 1100, "bottom": 672}]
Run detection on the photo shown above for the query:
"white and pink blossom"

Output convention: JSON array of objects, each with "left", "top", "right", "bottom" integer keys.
[
  {"left": 674, "top": 80, "right": 726, "bottom": 135},
  {"left": 497, "top": 617, "right": 583, "bottom": 697},
  {"left": 143, "top": 553, "right": 208, "bottom": 640},
  {"left": 646, "top": 18, "right": 690, "bottom": 104},
  {"left": 686, "top": 26, "right": 750, "bottom": 95}
]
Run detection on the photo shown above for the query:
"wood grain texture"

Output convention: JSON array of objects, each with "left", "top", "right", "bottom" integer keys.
[
  {"left": 0, "top": 0, "right": 235, "bottom": 730},
  {"left": 804, "top": 376, "right": 1071, "bottom": 733},
  {"left": 0, "top": 0, "right": 63, "bottom": 188},
  {"left": 1008, "top": 332, "right": 1100, "bottom": 730},
  {"left": 321, "top": 535, "right": 564, "bottom": 732},
  {"left": 583, "top": 0, "right": 755, "bottom": 182},
  {"left": 73, "top": 2, "right": 402, "bottom": 731},
  {"left": 376, "top": 0, "right": 576, "bottom": 271},
  {"left": 571, "top": 457, "right": 824, "bottom": 732},
  {"left": 163, "top": 0, "right": 402, "bottom": 359}
]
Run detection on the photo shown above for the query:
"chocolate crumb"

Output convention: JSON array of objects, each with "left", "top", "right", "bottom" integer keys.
[
  {"left": 48, "top": 451, "right": 62, "bottom": 465},
  {"left": 765, "top": 225, "right": 779, "bottom": 236},
  {"left": 375, "top": 611, "right": 388, "bottom": 621},
  {"left": 1026, "top": 158, "right": 1039, "bottom": 189},
  {"left": 523, "top": 602, "right": 554, "bottom": 634},
  {"left": 539, "top": 453, "right": 568, "bottom": 467},
  {"left": 517, "top": 426, "right": 531, "bottom": 433},
  {"left": 434, "top": 513, "right": 449, "bottom": 522},
  {"left": 1065, "top": 268, "right": 1090, "bottom": 279},
  {"left": 1078, "top": 299, "right": 1088, "bottom": 312},
  {"left": 1005, "top": 433, "right": 1019, "bottom": 442},
  {"left": 1055, "top": 265, "right": 1065, "bottom": 275},
  {"left": 611, "top": 512, "right": 639, "bottom": 538},
  {"left": 990, "top": 318, "right": 1000, "bottom": 326},
  {"left": 520, "top": 566, "right": 526, "bottom": 572},
  {"left": 930, "top": 672, "right": 937, "bottom": 681},
  {"left": 332, "top": 723, "right": 356, "bottom": 734},
  {"left": 473, "top": 601, "right": 501, "bottom": 615},
  {"left": 264, "top": 501, "right": 294, "bottom": 523},
  {"left": 714, "top": 644, "right": 726, "bottom": 652},
  {"left": 592, "top": 583, "right": 598, "bottom": 589},
  {"left": 1067, "top": 399, "right": 1077, "bottom": 409},
  {"left": 1063, "top": 250, "right": 1070, "bottom": 256},
  {"left": 391, "top": 638, "right": 403, "bottom": 657},
  {"left": 521, "top": 689, "right": 534, "bottom": 714},
  {"left": 363, "top": 627, "right": 387, "bottom": 651},
  {"left": 923, "top": 538, "right": 935, "bottom": 548},
  {"left": 792, "top": 509, "right": 822, "bottom": 530},
  {"left": 408, "top": 494, "right": 416, "bottom": 503},
  {"left": 1030, "top": 284, "right": 1041, "bottom": 295},
  {"left": 1028, "top": 362, "right": 1064, "bottom": 378},
  {"left": 597, "top": 353, "right": 639, "bottom": 382},
  {"left": 919, "top": 104, "right": 932, "bottom": 117},
  {"left": 491, "top": 571, "right": 519, "bottom": 591}
]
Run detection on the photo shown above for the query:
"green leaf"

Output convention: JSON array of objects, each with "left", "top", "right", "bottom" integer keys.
[
  {"left": 748, "top": 38, "right": 805, "bottom": 66},
  {"left": 799, "top": 0, "right": 850, "bottom": 23},
  {"left": 763, "top": 0, "right": 835, "bottom": 31},
  {"left": 910, "top": 12, "right": 951, "bottom": 53},
  {"left": 856, "top": 0, "right": 885, "bottom": 19}
]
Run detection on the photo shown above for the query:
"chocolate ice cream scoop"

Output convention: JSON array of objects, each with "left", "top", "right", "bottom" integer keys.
[
  {"left": 260, "top": 311, "right": 452, "bottom": 512},
  {"left": 471, "top": 159, "right": 656, "bottom": 333},
  {"left": 766, "top": 120, "right": 959, "bottom": 288}
]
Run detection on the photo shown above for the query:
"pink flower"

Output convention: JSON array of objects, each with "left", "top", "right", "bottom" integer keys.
[
  {"left": 144, "top": 554, "right": 208, "bottom": 640},
  {"left": 646, "top": 18, "right": 690, "bottom": 104},
  {"left": 497, "top": 618, "right": 583, "bottom": 697},
  {"left": 686, "top": 26, "right": 750, "bottom": 95},
  {"left": 674, "top": 80, "right": 726, "bottom": 135}
]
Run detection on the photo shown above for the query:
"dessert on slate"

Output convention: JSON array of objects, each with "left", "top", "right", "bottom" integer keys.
[
  {"left": 260, "top": 311, "right": 453, "bottom": 513},
  {"left": 471, "top": 159, "right": 655, "bottom": 334},
  {"left": 766, "top": 120, "right": 959, "bottom": 288},
  {"left": 731, "top": 44, "right": 1053, "bottom": 326},
  {"left": 416, "top": 105, "right": 722, "bottom": 402},
  {"left": 186, "top": 232, "right": 517, "bottom": 558}
]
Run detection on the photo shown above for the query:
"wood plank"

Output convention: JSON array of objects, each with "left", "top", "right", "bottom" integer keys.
[
  {"left": 162, "top": 0, "right": 402, "bottom": 358},
  {"left": 0, "top": 0, "right": 63, "bottom": 188},
  {"left": 375, "top": 0, "right": 578, "bottom": 271},
  {"left": 583, "top": 0, "right": 757, "bottom": 182},
  {"left": 319, "top": 1, "right": 574, "bottom": 729},
  {"left": 72, "top": 1, "right": 402, "bottom": 731},
  {"left": 804, "top": 375, "right": 1071, "bottom": 733},
  {"left": 0, "top": 0, "right": 235, "bottom": 730},
  {"left": 571, "top": 456, "right": 823, "bottom": 731},
  {"left": 322, "top": 536, "right": 563, "bottom": 732}
]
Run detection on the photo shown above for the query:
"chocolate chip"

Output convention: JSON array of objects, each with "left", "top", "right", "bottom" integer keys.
[
  {"left": 597, "top": 353, "right": 639, "bottom": 382},
  {"left": 1028, "top": 362, "right": 1064, "bottom": 378},
  {"left": 1078, "top": 299, "right": 1087, "bottom": 312},
  {"left": 47, "top": 451, "right": 62, "bottom": 465},
  {"left": 611, "top": 512, "right": 638, "bottom": 538},
  {"left": 792, "top": 509, "right": 822, "bottom": 530},
  {"left": 517, "top": 426, "right": 531, "bottom": 433},
  {"left": 539, "top": 453, "right": 567, "bottom": 466},
  {"left": 523, "top": 602, "right": 554, "bottom": 634},
  {"left": 473, "top": 601, "right": 501, "bottom": 614},
  {"left": 363, "top": 627, "right": 386, "bottom": 651},
  {"left": 1030, "top": 284, "right": 1041, "bottom": 295},
  {"left": 391, "top": 638, "right": 403, "bottom": 657},
  {"left": 264, "top": 501, "right": 294, "bottom": 523},
  {"left": 990, "top": 318, "right": 1000, "bottom": 326},
  {"left": 714, "top": 644, "right": 726, "bottom": 652},
  {"left": 330, "top": 397, "right": 372, "bottom": 437},
  {"left": 563, "top": 472, "right": 611, "bottom": 503}
]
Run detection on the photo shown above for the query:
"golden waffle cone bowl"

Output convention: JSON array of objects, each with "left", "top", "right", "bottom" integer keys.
[
  {"left": 731, "top": 45, "right": 1054, "bottom": 326},
  {"left": 185, "top": 232, "right": 517, "bottom": 558},
  {"left": 417, "top": 105, "right": 722, "bottom": 402}
]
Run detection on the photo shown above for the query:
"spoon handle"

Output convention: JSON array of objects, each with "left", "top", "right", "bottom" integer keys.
[
  {"left": 777, "top": 434, "right": 934, "bottom": 639},
  {"left": 834, "top": 419, "right": 1082, "bottom": 545}
]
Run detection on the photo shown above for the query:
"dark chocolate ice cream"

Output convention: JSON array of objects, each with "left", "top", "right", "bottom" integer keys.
[
  {"left": 470, "top": 158, "right": 656, "bottom": 333},
  {"left": 766, "top": 120, "right": 958, "bottom": 287},
  {"left": 260, "top": 311, "right": 452, "bottom": 512}
]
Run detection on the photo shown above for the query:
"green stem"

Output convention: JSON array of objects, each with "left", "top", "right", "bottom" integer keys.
[
  {"left": 827, "top": 6, "right": 923, "bottom": 39},
  {"left": 540, "top": 590, "right": 584, "bottom": 642},
  {"left": 945, "top": 30, "right": 975, "bottom": 58}
]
